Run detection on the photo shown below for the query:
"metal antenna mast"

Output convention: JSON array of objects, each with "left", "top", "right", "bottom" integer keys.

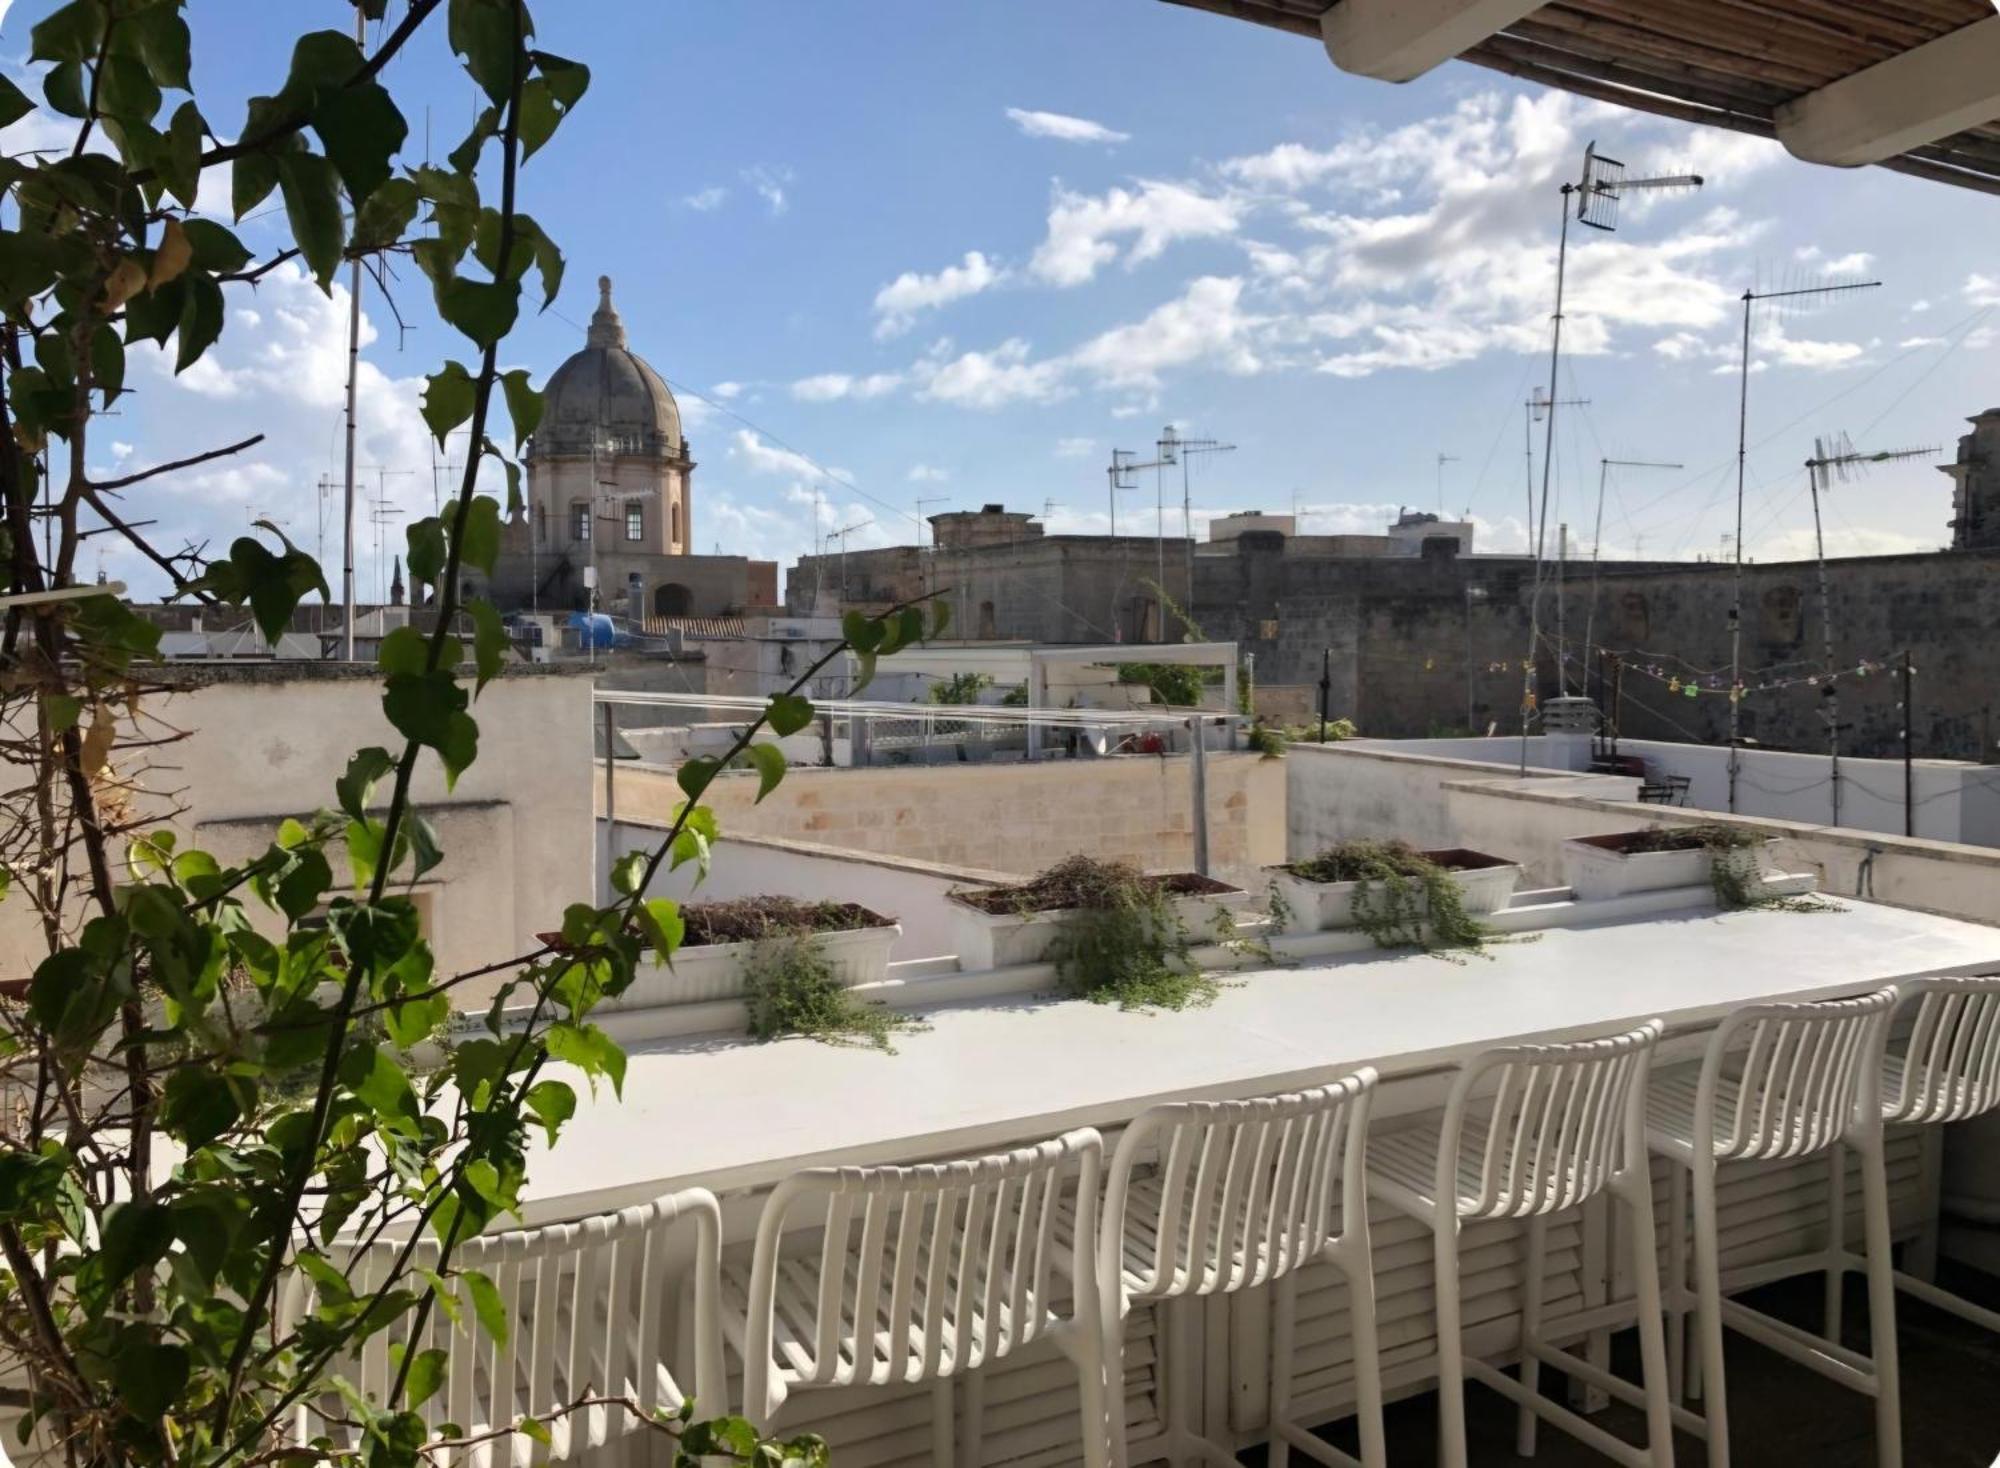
[
  {"left": 1173, "top": 435, "right": 1235, "bottom": 605},
  {"left": 1520, "top": 141, "right": 1700, "bottom": 775},
  {"left": 1105, "top": 449, "right": 1137, "bottom": 538},
  {"left": 913, "top": 495, "right": 949, "bottom": 596},
  {"left": 1803, "top": 435, "right": 1931, "bottom": 828},
  {"left": 1436, "top": 451, "right": 1460, "bottom": 513},
  {"left": 1581, "top": 457, "right": 1679, "bottom": 691},
  {"left": 1725, "top": 276, "right": 1881, "bottom": 810},
  {"left": 1112, "top": 444, "right": 1177, "bottom": 635},
  {"left": 1524, "top": 388, "right": 1587, "bottom": 547}
]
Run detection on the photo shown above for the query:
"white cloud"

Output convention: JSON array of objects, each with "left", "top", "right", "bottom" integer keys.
[
  {"left": 789, "top": 371, "right": 903, "bottom": 402},
  {"left": 1005, "top": 108, "right": 1129, "bottom": 145},
  {"left": 1069, "top": 276, "right": 1262, "bottom": 389},
  {"left": 872, "top": 251, "right": 1004, "bottom": 339},
  {"left": 907, "top": 464, "right": 949, "bottom": 483},
  {"left": 111, "top": 441, "right": 135, "bottom": 461},
  {"left": 681, "top": 186, "right": 728, "bottom": 211},
  {"left": 1898, "top": 336, "right": 1946, "bottom": 349},
  {"left": 712, "top": 381, "right": 745, "bottom": 400},
  {"left": 742, "top": 164, "right": 794, "bottom": 216},
  {"left": 1908, "top": 299, "right": 1933, "bottom": 315},
  {"left": 730, "top": 429, "right": 829, "bottom": 481},
  {"left": 1753, "top": 525, "right": 1939, "bottom": 561},
  {"left": 1968, "top": 274, "right": 2000, "bottom": 307},
  {"left": 1794, "top": 245, "right": 1874, "bottom": 275},
  {"left": 914, "top": 338, "right": 1070, "bottom": 410},
  {"left": 1054, "top": 437, "right": 1095, "bottom": 459},
  {"left": 1030, "top": 179, "right": 1243, "bottom": 287}
]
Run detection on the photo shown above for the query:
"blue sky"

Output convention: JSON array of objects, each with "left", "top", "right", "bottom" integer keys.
[{"left": 9, "top": 1, "right": 1999, "bottom": 598}]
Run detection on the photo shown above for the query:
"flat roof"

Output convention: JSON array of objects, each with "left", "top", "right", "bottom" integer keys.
[{"left": 519, "top": 895, "right": 2000, "bottom": 1221}]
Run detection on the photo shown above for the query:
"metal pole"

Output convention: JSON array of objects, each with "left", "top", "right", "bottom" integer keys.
[
  {"left": 1809, "top": 464, "right": 1841, "bottom": 827},
  {"left": 1155, "top": 453, "right": 1166, "bottom": 625},
  {"left": 1319, "top": 646, "right": 1331, "bottom": 744},
  {"left": 1610, "top": 653, "right": 1623, "bottom": 754},
  {"left": 1728, "top": 290, "right": 1751, "bottom": 811},
  {"left": 1182, "top": 452, "right": 1194, "bottom": 602},
  {"left": 1464, "top": 592, "right": 1475, "bottom": 732},
  {"left": 1188, "top": 715, "right": 1210, "bottom": 877},
  {"left": 1902, "top": 650, "right": 1915, "bottom": 837},
  {"left": 1107, "top": 462, "right": 1117, "bottom": 538},
  {"left": 1521, "top": 185, "right": 1573, "bottom": 776},
  {"left": 1556, "top": 522, "right": 1568, "bottom": 695},
  {"left": 601, "top": 701, "right": 616, "bottom": 897},
  {"left": 339, "top": 1, "right": 366, "bottom": 661}
]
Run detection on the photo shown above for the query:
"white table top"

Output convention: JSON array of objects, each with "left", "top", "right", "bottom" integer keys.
[{"left": 519, "top": 898, "right": 2000, "bottom": 1221}]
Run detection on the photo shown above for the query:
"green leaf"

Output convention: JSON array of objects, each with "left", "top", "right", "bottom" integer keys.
[
  {"left": 383, "top": 670, "right": 479, "bottom": 787},
  {"left": 635, "top": 897, "right": 683, "bottom": 963},
  {"left": 546, "top": 1021, "right": 626, "bottom": 1098},
  {"left": 533, "top": 51, "right": 591, "bottom": 109},
  {"left": 746, "top": 743, "right": 786, "bottom": 804},
  {"left": 125, "top": 4, "right": 192, "bottom": 89},
  {"left": 161, "top": 1068, "right": 241, "bottom": 1149},
  {"left": 43, "top": 693, "right": 82, "bottom": 734},
  {"left": 930, "top": 597, "right": 953, "bottom": 639},
  {"left": 179, "top": 220, "right": 251, "bottom": 275},
  {"left": 377, "top": 624, "right": 428, "bottom": 677},
  {"left": 0, "top": 75, "right": 36, "bottom": 130},
  {"left": 275, "top": 152, "right": 346, "bottom": 290},
  {"left": 97, "top": 55, "right": 161, "bottom": 130},
  {"left": 449, "top": 0, "right": 522, "bottom": 103},
  {"left": 193, "top": 534, "right": 328, "bottom": 642},
  {"left": 310, "top": 78, "right": 407, "bottom": 206},
  {"left": 420, "top": 361, "right": 477, "bottom": 448},
  {"left": 42, "top": 60, "right": 88, "bottom": 118},
  {"left": 767, "top": 693, "right": 814, "bottom": 737},
  {"left": 609, "top": 850, "right": 648, "bottom": 896},
  {"left": 438, "top": 276, "right": 519, "bottom": 349},
  {"left": 353, "top": 175, "right": 420, "bottom": 251},
  {"left": 406, "top": 517, "right": 446, "bottom": 586},
  {"left": 403, "top": 1347, "right": 448, "bottom": 1409},
  {"left": 274, "top": 847, "right": 333, "bottom": 921},
  {"left": 155, "top": 100, "right": 205, "bottom": 210},
  {"left": 516, "top": 78, "right": 570, "bottom": 161},
  {"left": 232, "top": 147, "right": 279, "bottom": 220},
  {"left": 29, "top": 1, "right": 103, "bottom": 64},
  {"left": 468, "top": 599, "right": 508, "bottom": 694},
  {"left": 90, "top": 324, "right": 125, "bottom": 406},
  {"left": 344, "top": 818, "right": 383, "bottom": 889},
  {"left": 337, "top": 747, "right": 396, "bottom": 820},
  {"left": 463, "top": 1268, "right": 508, "bottom": 1347},
  {"left": 450, "top": 494, "right": 502, "bottom": 576},
  {"left": 850, "top": 648, "right": 878, "bottom": 697},
  {"left": 842, "top": 610, "right": 885, "bottom": 654},
  {"left": 500, "top": 369, "right": 542, "bottom": 453},
  {"left": 405, "top": 813, "right": 444, "bottom": 882},
  {"left": 523, "top": 1079, "right": 576, "bottom": 1146},
  {"left": 676, "top": 758, "right": 717, "bottom": 802},
  {"left": 447, "top": 104, "right": 499, "bottom": 174},
  {"left": 174, "top": 271, "right": 223, "bottom": 375},
  {"left": 112, "top": 1338, "right": 190, "bottom": 1421}
]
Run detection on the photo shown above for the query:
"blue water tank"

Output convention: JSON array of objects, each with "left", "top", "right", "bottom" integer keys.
[{"left": 568, "top": 612, "right": 616, "bottom": 649}]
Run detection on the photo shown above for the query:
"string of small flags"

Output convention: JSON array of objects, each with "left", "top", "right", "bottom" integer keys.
[{"left": 1453, "top": 650, "right": 1908, "bottom": 704}]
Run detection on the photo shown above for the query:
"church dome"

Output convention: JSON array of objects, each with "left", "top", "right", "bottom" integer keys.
[{"left": 530, "top": 276, "right": 683, "bottom": 459}]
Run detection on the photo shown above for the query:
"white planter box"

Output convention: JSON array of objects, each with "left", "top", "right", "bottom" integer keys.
[
  {"left": 607, "top": 922, "right": 900, "bottom": 1009},
  {"left": 1265, "top": 850, "right": 1521, "bottom": 934},
  {"left": 948, "top": 883, "right": 1247, "bottom": 972},
  {"left": 1562, "top": 833, "right": 1766, "bottom": 901}
]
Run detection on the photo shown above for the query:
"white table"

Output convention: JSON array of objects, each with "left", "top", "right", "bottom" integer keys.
[{"left": 520, "top": 897, "right": 2000, "bottom": 1222}]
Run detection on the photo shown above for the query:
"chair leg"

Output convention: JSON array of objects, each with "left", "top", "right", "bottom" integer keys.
[
  {"left": 1689, "top": 1153, "right": 1731, "bottom": 1468},
  {"left": 1825, "top": 1142, "right": 1847, "bottom": 1343},
  {"left": 1342, "top": 1240, "right": 1388, "bottom": 1468},
  {"left": 930, "top": 1377, "right": 955, "bottom": 1468},
  {"left": 1856, "top": 1131, "right": 1903, "bottom": 1468},
  {"left": 1432, "top": 1213, "right": 1470, "bottom": 1468},
  {"left": 1268, "top": 1269, "right": 1298, "bottom": 1468},
  {"left": 1516, "top": 1214, "right": 1547, "bottom": 1458},
  {"left": 1167, "top": 1295, "right": 1198, "bottom": 1468},
  {"left": 1103, "top": 1309, "right": 1131, "bottom": 1468},
  {"left": 1072, "top": 1322, "right": 1111, "bottom": 1468},
  {"left": 1667, "top": 1155, "right": 1689, "bottom": 1405},
  {"left": 1617, "top": 1171, "right": 1677, "bottom": 1468},
  {"left": 960, "top": 1369, "right": 985, "bottom": 1468}
]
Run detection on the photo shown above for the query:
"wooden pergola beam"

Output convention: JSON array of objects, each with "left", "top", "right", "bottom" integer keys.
[
  {"left": 1775, "top": 14, "right": 2000, "bottom": 165},
  {"left": 1319, "top": 0, "right": 1545, "bottom": 82}
]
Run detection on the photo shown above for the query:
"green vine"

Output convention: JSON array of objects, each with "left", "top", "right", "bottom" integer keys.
[
  {"left": 1618, "top": 824, "right": 1840, "bottom": 913},
  {"left": 742, "top": 936, "right": 920, "bottom": 1051},
  {"left": 1285, "top": 839, "right": 1497, "bottom": 956},
  {"left": 986, "top": 856, "right": 1220, "bottom": 1011}
]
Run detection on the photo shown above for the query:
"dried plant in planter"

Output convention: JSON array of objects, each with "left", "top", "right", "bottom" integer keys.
[
  {"left": 1284, "top": 839, "right": 1494, "bottom": 955},
  {"left": 999, "top": 855, "right": 1221, "bottom": 1011},
  {"left": 1619, "top": 824, "right": 1839, "bottom": 913},
  {"left": 742, "top": 936, "right": 921, "bottom": 1051},
  {"left": 682, "top": 896, "right": 884, "bottom": 944}
]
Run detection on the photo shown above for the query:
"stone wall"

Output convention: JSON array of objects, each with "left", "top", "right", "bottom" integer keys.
[{"left": 605, "top": 753, "right": 1286, "bottom": 884}]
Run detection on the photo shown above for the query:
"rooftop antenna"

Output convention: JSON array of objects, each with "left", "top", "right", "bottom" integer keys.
[
  {"left": 1580, "top": 457, "right": 1680, "bottom": 692},
  {"left": 1042, "top": 498, "right": 1063, "bottom": 520},
  {"left": 913, "top": 494, "right": 949, "bottom": 596},
  {"left": 1803, "top": 434, "right": 1932, "bottom": 828},
  {"left": 1524, "top": 387, "right": 1587, "bottom": 552},
  {"left": 1725, "top": 274, "right": 1881, "bottom": 811},
  {"left": 1435, "top": 451, "right": 1460, "bottom": 513},
  {"left": 1113, "top": 443, "right": 1176, "bottom": 624},
  {"left": 1106, "top": 449, "right": 1138, "bottom": 538},
  {"left": 827, "top": 517, "right": 873, "bottom": 605},
  {"left": 1173, "top": 434, "right": 1235, "bottom": 603},
  {"left": 367, "top": 498, "right": 405, "bottom": 608},
  {"left": 1521, "top": 142, "right": 1701, "bottom": 776}
]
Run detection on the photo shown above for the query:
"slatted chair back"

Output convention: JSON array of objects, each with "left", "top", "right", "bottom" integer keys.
[
  {"left": 739, "top": 1129, "right": 1102, "bottom": 1426},
  {"left": 284, "top": 1189, "right": 723, "bottom": 1467},
  {"left": 1697, "top": 988, "right": 1897, "bottom": 1160},
  {"left": 1883, "top": 976, "right": 2000, "bottom": 1125},
  {"left": 1442, "top": 1021, "right": 1663, "bottom": 1220},
  {"left": 1103, "top": 1070, "right": 1376, "bottom": 1308}
]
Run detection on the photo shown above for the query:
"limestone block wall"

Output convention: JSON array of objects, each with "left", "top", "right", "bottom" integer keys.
[{"left": 605, "top": 753, "right": 1285, "bottom": 884}]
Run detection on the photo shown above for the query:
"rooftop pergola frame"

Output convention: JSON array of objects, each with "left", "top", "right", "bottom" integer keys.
[{"left": 1165, "top": 0, "right": 2000, "bottom": 195}]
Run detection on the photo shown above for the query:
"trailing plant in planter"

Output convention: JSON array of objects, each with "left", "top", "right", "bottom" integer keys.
[
  {"left": 1283, "top": 840, "right": 1494, "bottom": 954},
  {"left": 742, "top": 936, "right": 919, "bottom": 1052},
  {"left": 1616, "top": 825, "right": 1838, "bottom": 913}
]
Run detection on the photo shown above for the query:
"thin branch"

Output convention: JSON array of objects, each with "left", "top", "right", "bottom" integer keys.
[{"left": 89, "top": 434, "right": 265, "bottom": 494}]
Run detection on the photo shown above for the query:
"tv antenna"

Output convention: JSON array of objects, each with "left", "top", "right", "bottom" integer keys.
[
  {"left": 1435, "top": 452, "right": 1460, "bottom": 513},
  {"left": 1521, "top": 141, "right": 1700, "bottom": 775},
  {"left": 1578, "top": 457, "right": 1680, "bottom": 694},
  {"left": 1724, "top": 275, "right": 1881, "bottom": 811},
  {"left": 1802, "top": 434, "right": 1932, "bottom": 828},
  {"left": 913, "top": 494, "right": 949, "bottom": 596},
  {"left": 1042, "top": 498, "right": 1063, "bottom": 520},
  {"left": 1158, "top": 425, "right": 1235, "bottom": 598},
  {"left": 826, "top": 517, "right": 873, "bottom": 605},
  {"left": 1111, "top": 443, "right": 1176, "bottom": 614},
  {"left": 366, "top": 498, "right": 405, "bottom": 608},
  {"left": 1524, "top": 387, "right": 1587, "bottom": 555}
]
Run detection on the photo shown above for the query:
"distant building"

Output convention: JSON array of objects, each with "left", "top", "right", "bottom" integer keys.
[
  {"left": 477, "top": 276, "right": 775, "bottom": 620},
  {"left": 1944, "top": 406, "right": 2000, "bottom": 551}
]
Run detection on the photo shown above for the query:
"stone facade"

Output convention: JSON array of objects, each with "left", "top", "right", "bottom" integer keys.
[{"left": 1944, "top": 407, "right": 2000, "bottom": 551}]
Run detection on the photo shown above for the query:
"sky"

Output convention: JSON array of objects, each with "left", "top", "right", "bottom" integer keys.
[{"left": 8, "top": 0, "right": 2000, "bottom": 600}]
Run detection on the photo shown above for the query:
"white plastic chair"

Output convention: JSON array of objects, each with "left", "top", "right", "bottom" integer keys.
[
  {"left": 1368, "top": 1021, "right": 1674, "bottom": 1468},
  {"left": 285, "top": 1188, "right": 725, "bottom": 1468},
  {"left": 1645, "top": 988, "right": 1900, "bottom": 1468},
  {"left": 724, "top": 1129, "right": 1109, "bottom": 1468},
  {"left": 1094, "top": 1071, "right": 1384, "bottom": 1468},
  {"left": 1830, "top": 978, "right": 2000, "bottom": 1344}
]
